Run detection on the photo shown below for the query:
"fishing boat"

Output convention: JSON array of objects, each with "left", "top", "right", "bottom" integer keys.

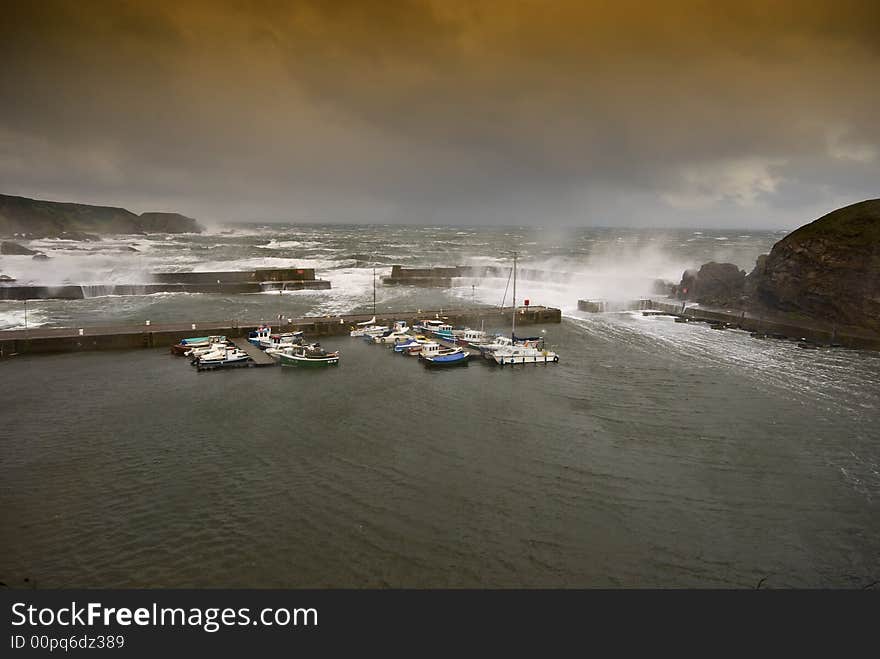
[
  {"left": 453, "top": 327, "right": 488, "bottom": 346},
  {"left": 392, "top": 336, "right": 422, "bottom": 353},
  {"left": 349, "top": 316, "right": 377, "bottom": 337},
  {"left": 278, "top": 344, "right": 340, "bottom": 367},
  {"left": 415, "top": 341, "right": 443, "bottom": 358},
  {"left": 372, "top": 321, "right": 410, "bottom": 344},
  {"left": 171, "top": 335, "right": 226, "bottom": 355},
  {"left": 195, "top": 345, "right": 252, "bottom": 369},
  {"left": 470, "top": 334, "right": 515, "bottom": 357},
  {"left": 258, "top": 331, "right": 304, "bottom": 350},
  {"left": 247, "top": 325, "right": 273, "bottom": 346},
  {"left": 187, "top": 341, "right": 232, "bottom": 362},
  {"left": 421, "top": 346, "right": 469, "bottom": 367},
  {"left": 414, "top": 319, "right": 457, "bottom": 342},
  {"left": 359, "top": 325, "right": 389, "bottom": 340}
]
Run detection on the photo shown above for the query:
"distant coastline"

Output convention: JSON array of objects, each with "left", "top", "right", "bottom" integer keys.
[{"left": 0, "top": 193, "right": 202, "bottom": 238}]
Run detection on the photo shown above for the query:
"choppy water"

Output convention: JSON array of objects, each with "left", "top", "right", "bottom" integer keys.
[{"left": 1, "top": 224, "right": 878, "bottom": 587}]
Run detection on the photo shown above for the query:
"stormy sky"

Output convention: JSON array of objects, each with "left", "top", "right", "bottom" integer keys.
[{"left": 1, "top": 0, "right": 878, "bottom": 228}]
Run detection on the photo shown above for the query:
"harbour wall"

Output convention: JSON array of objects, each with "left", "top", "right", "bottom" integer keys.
[
  {"left": 0, "top": 306, "right": 561, "bottom": 357},
  {"left": 0, "top": 268, "right": 330, "bottom": 300},
  {"left": 577, "top": 298, "right": 880, "bottom": 350},
  {"left": 382, "top": 265, "right": 573, "bottom": 286}
]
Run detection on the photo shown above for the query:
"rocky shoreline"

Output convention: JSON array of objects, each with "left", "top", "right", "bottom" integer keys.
[{"left": 673, "top": 199, "right": 880, "bottom": 337}]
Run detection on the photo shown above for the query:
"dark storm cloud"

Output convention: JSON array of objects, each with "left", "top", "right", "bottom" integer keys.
[{"left": 1, "top": 0, "right": 878, "bottom": 227}]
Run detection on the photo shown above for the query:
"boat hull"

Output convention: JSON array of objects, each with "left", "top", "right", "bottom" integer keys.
[
  {"left": 422, "top": 353, "right": 469, "bottom": 367},
  {"left": 494, "top": 353, "right": 559, "bottom": 365},
  {"left": 279, "top": 354, "right": 339, "bottom": 367}
]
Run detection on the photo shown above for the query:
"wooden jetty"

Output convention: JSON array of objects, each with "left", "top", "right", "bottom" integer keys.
[{"left": 229, "top": 337, "right": 277, "bottom": 366}]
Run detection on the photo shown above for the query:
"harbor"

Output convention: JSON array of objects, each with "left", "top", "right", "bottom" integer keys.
[{"left": 0, "top": 305, "right": 561, "bottom": 357}]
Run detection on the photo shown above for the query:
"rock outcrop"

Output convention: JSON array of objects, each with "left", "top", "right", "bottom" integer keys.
[
  {"left": 677, "top": 262, "right": 746, "bottom": 306},
  {"left": 0, "top": 194, "right": 202, "bottom": 237},
  {"left": 137, "top": 212, "right": 201, "bottom": 234},
  {"left": 677, "top": 199, "right": 880, "bottom": 333},
  {"left": 1, "top": 240, "right": 37, "bottom": 255},
  {"left": 748, "top": 199, "right": 880, "bottom": 332}
]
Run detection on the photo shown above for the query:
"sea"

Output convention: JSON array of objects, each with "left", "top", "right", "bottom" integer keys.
[{"left": 1, "top": 224, "right": 878, "bottom": 587}]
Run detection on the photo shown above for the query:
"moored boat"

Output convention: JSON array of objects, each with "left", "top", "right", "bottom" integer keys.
[
  {"left": 421, "top": 347, "right": 469, "bottom": 367},
  {"left": 373, "top": 321, "right": 411, "bottom": 344},
  {"left": 414, "top": 319, "right": 456, "bottom": 342},
  {"left": 477, "top": 251, "right": 560, "bottom": 366},
  {"left": 278, "top": 344, "right": 340, "bottom": 367},
  {"left": 247, "top": 325, "right": 273, "bottom": 346},
  {"left": 492, "top": 344, "right": 558, "bottom": 365},
  {"left": 171, "top": 335, "right": 226, "bottom": 355},
  {"left": 195, "top": 345, "right": 252, "bottom": 369},
  {"left": 349, "top": 316, "right": 377, "bottom": 337},
  {"left": 453, "top": 327, "right": 488, "bottom": 346},
  {"left": 258, "top": 331, "right": 304, "bottom": 350}
]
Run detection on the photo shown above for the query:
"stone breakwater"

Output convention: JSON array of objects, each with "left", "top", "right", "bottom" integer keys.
[{"left": 0, "top": 268, "right": 331, "bottom": 300}]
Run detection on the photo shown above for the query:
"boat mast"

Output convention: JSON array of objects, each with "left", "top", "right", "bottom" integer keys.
[
  {"left": 511, "top": 251, "right": 517, "bottom": 339},
  {"left": 372, "top": 265, "right": 376, "bottom": 316}
]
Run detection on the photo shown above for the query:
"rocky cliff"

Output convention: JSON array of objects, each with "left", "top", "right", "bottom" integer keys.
[
  {"left": 677, "top": 199, "right": 880, "bottom": 332},
  {"left": 0, "top": 194, "right": 202, "bottom": 237},
  {"left": 749, "top": 199, "right": 880, "bottom": 332}
]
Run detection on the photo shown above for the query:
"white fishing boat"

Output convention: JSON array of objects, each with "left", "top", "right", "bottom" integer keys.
[
  {"left": 171, "top": 334, "right": 227, "bottom": 355},
  {"left": 195, "top": 345, "right": 251, "bottom": 368},
  {"left": 416, "top": 341, "right": 443, "bottom": 358},
  {"left": 470, "top": 334, "right": 514, "bottom": 356},
  {"left": 372, "top": 321, "right": 410, "bottom": 344},
  {"left": 361, "top": 325, "right": 390, "bottom": 340},
  {"left": 248, "top": 325, "right": 273, "bottom": 346},
  {"left": 258, "top": 331, "right": 304, "bottom": 350},
  {"left": 349, "top": 316, "right": 377, "bottom": 337},
  {"left": 186, "top": 341, "right": 231, "bottom": 361},
  {"left": 454, "top": 327, "right": 489, "bottom": 346}
]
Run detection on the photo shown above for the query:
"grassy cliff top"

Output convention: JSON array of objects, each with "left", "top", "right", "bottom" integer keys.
[{"left": 781, "top": 199, "right": 880, "bottom": 248}]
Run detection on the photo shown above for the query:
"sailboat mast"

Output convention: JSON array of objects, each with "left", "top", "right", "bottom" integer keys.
[
  {"left": 511, "top": 251, "right": 517, "bottom": 339},
  {"left": 372, "top": 266, "right": 376, "bottom": 316}
]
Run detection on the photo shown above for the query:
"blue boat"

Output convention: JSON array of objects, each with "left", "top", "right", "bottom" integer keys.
[
  {"left": 393, "top": 338, "right": 421, "bottom": 353},
  {"left": 421, "top": 348, "right": 469, "bottom": 367}
]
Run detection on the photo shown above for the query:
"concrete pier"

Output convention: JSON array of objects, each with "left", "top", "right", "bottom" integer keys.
[{"left": 0, "top": 305, "right": 561, "bottom": 358}]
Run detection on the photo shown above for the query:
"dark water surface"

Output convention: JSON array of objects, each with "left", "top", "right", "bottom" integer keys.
[{"left": 2, "top": 316, "right": 878, "bottom": 588}]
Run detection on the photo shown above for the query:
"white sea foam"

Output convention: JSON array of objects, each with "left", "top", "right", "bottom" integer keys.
[{"left": 0, "top": 305, "right": 49, "bottom": 330}]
